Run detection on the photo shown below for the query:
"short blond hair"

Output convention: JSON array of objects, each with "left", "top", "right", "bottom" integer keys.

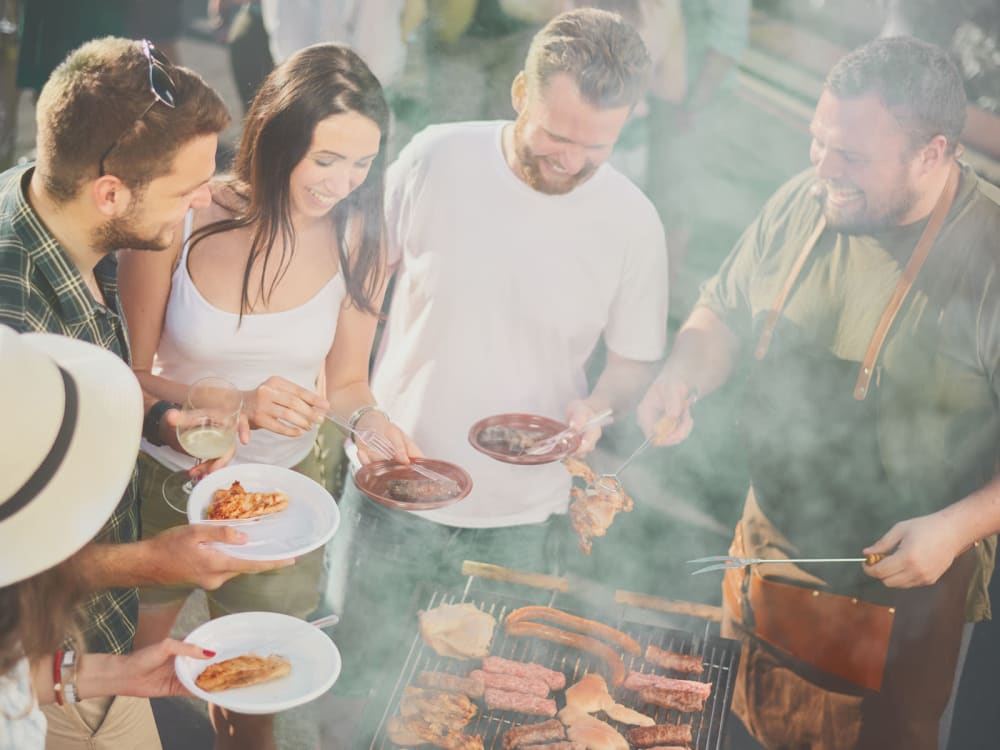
[{"left": 524, "top": 8, "right": 651, "bottom": 109}]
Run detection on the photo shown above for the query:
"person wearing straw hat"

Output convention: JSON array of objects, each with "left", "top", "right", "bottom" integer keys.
[
  {"left": 0, "top": 38, "right": 295, "bottom": 749},
  {"left": 0, "top": 325, "right": 215, "bottom": 749}
]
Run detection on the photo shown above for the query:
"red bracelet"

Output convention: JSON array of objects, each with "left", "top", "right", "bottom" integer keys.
[{"left": 53, "top": 649, "right": 65, "bottom": 706}]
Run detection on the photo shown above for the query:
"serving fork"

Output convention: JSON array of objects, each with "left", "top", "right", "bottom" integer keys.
[
  {"left": 687, "top": 554, "right": 886, "bottom": 575},
  {"left": 325, "top": 411, "right": 458, "bottom": 489}
]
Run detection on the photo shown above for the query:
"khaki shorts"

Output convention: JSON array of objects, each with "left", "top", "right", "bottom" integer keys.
[
  {"left": 136, "top": 424, "right": 342, "bottom": 618},
  {"left": 43, "top": 696, "right": 161, "bottom": 750}
]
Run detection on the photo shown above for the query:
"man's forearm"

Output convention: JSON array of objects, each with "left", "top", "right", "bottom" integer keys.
[
  {"left": 662, "top": 305, "right": 740, "bottom": 397},
  {"left": 71, "top": 540, "right": 162, "bottom": 591},
  {"left": 586, "top": 352, "right": 660, "bottom": 415},
  {"left": 939, "top": 475, "right": 1000, "bottom": 549}
]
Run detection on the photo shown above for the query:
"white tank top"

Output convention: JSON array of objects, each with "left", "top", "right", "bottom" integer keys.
[{"left": 142, "top": 213, "right": 345, "bottom": 470}]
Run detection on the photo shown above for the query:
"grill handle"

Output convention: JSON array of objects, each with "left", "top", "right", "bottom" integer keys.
[
  {"left": 461, "top": 560, "right": 569, "bottom": 592},
  {"left": 461, "top": 560, "right": 723, "bottom": 622}
]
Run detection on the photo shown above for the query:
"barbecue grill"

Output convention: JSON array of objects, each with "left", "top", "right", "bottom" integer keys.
[{"left": 364, "top": 562, "right": 741, "bottom": 750}]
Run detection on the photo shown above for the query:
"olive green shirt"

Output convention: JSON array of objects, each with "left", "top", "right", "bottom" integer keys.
[{"left": 699, "top": 163, "right": 1000, "bottom": 620}]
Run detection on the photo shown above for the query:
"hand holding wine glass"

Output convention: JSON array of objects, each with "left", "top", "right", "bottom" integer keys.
[{"left": 163, "top": 377, "right": 243, "bottom": 514}]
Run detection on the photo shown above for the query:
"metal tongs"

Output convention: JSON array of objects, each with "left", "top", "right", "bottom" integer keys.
[
  {"left": 523, "top": 408, "right": 614, "bottom": 456},
  {"left": 687, "top": 553, "right": 885, "bottom": 575},
  {"left": 325, "top": 411, "right": 458, "bottom": 490}
]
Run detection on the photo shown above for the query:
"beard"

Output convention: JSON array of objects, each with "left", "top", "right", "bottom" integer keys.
[
  {"left": 512, "top": 118, "right": 598, "bottom": 195},
  {"left": 92, "top": 206, "right": 172, "bottom": 254},
  {"left": 814, "top": 175, "right": 919, "bottom": 234}
]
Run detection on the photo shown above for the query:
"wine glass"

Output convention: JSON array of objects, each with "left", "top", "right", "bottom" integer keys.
[{"left": 162, "top": 377, "right": 243, "bottom": 514}]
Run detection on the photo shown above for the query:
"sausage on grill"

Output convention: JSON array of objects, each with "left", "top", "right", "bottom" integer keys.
[
  {"left": 484, "top": 688, "right": 557, "bottom": 717},
  {"left": 627, "top": 723, "right": 693, "bottom": 748},
  {"left": 504, "top": 621, "right": 626, "bottom": 686},
  {"left": 502, "top": 719, "right": 565, "bottom": 749},
  {"left": 643, "top": 644, "right": 704, "bottom": 675},
  {"left": 482, "top": 656, "right": 566, "bottom": 690},
  {"left": 504, "top": 606, "right": 641, "bottom": 656}
]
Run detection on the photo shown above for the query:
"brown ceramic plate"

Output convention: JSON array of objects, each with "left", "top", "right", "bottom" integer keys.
[
  {"left": 468, "top": 413, "right": 580, "bottom": 465},
  {"left": 354, "top": 458, "right": 473, "bottom": 511}
]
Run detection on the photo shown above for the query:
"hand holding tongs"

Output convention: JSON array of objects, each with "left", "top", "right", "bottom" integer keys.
[
  {"left": 687, "top": 553, "right": 886, "bottom": 575},
  {"left": 325, "top": 411, "right": 458, "bottom": 490},
  {"left": 523, "top": 408, "right": 614, "bottom": 456}
]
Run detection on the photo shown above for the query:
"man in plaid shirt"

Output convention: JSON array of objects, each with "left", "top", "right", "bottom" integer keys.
[{"left": 0, "top": 38, "right": 294, "bottom": 749}]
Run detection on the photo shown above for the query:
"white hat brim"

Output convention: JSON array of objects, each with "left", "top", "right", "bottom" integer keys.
[{"left": 0, "top": 333, "right": 143, "bottom": 587}]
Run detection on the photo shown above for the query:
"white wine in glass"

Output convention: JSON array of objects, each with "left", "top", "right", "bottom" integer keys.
[{"left": 162, "top": 377, "right": 243, "bottom": 514}]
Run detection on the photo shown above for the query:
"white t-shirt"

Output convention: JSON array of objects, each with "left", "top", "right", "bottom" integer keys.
[{"left": 373, "top": 121, "right": 668, "bottom": 528}]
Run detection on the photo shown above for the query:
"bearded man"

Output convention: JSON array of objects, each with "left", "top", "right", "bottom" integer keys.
[
  {"left": 639, "top": 35, "right": 1000, "bottom": 750},
  {"left": 325, "top": 7, "right": 669, "bottom": 707},
  {"left": 0, "top": 37, "right": 293, "bottom": 750}
]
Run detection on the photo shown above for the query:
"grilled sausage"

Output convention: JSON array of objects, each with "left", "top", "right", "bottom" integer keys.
[
  {"left": 637, "top": 686, "right": 707, "bottom": 713},
  {"left": 504, "top": 621, "right": 626, "bottom": 686},
  {"left": 484, "top": 688, "right": 557, "bottom": 717},
  {"left": 482, "top": 656, "right": 566, "bottom": 690},
  {"left": 416, "top": 671, "right": 484, "bottom": 698},
  {"left": 504, "top": 606, "right": 641, "bottom": 656},
  {"left": 502, "top": 719, "right": 565, "bottom": 749},
  {"left": 624, "top": 671, "right": 712, "bottom": 698},
  {"left": 643, "top": 645, "right": 704, "bottom": 675},
  {"left": 627, "top": 723, "right": 693, "bottom": 748}
]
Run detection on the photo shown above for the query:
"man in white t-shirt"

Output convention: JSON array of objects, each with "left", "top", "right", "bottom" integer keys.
[{"left": 326, "top": 8, "right": 668, "bottom": 706}]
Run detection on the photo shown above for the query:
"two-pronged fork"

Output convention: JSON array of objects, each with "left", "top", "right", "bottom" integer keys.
[{"left": 324, "top": 411, "right": 457, "bottom": 489}]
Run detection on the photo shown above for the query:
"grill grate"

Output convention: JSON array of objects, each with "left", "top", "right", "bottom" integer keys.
[{"left": 367, "top": 585, "right": 740, "bottom": 750}]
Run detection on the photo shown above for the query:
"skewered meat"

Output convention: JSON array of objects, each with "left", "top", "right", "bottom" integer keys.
[
  {"left": 387, "top": 716, "right": 484, "bottom": 749},
  {"left": 637, "top": 686, "right": 707, "bottom": 713},
  {"left": 482, "top": 656, "right": 566, "bottom": 690},
  {"left": 468, "top": 669, "right": 549, "bottom": 697},
  {"left": 504, "top": 606, "right": 640, "bottom": 656},
  {"left": 564, "top": 457, "right": 598, "bottom": 484},
  {"left": 564, "top": 674, "right": 654, "bottom": 727},
  {"left": 418, "top": 603, "right": 496, "bottom": 659},
  {"left": 623, "top": 672, "right": 712, "bottom": 699},
  {"left": 568, "top": 485, "right": 633, "bottom": 555},
  {"left": 627, "top": 723, "right": 693, "bottom": 748},
  {"left": 484, "top": 688, "right": 557, "bottom": 717},
  {"left": 558, "top": 707, "right": 629, "bottom": 750},
  {"left": 643, "top": 645, "right": 704, "bottom": 675},
  {"left": 400, "top": 686, "right": 478, "bottom": 729},
  {"left": 417, "top": 671, "right": 485, "bottom": 698},
  {"left": 387, "top": 478, "right": 457, "bottom": 503},
  {"left": 478, "top": 425, "right": 547, "bottom": 453},
  {"left": 502, "top": 719, "right": 565, "bottom": 749},
  {"left": 504, "top": 621, "right": 626, "bottom": 686}
]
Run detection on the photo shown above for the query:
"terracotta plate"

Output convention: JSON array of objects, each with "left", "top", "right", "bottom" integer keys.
[
  {"left": 354, "top": 458, "right": 473, "bottom": 510},
  {"left": 468, "top": 413, "right": 580, "bottom": 465}
]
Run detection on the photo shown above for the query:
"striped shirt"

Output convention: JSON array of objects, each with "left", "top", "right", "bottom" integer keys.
[{"left": 0, "top": 165, "right": 138, "bottom": 656}]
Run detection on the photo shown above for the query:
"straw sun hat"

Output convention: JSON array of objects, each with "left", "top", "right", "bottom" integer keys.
[{"left": 0, "top": 325, "right": 143, "bottom": 587}]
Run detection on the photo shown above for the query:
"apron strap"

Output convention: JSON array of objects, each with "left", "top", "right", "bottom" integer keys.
[
  {"left": 853, "top": 162, "right": 961, "bottom": 400},
  {"left": 754, "top": 217, "right": 826, "bottom": 360},
  {"left": 754, "top": 163, "right": 962, "bottom": 400}
]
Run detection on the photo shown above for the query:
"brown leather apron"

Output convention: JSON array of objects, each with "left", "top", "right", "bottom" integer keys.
[{"left": 725, "top": 166, "right": 976, "bottom": 749}]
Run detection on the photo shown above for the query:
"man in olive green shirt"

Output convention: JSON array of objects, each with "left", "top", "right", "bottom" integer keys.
[{"left": 638, "top": 37, "right": 1000, "bottom": 750}]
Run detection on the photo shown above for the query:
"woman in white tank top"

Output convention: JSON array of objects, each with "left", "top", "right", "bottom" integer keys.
[{"left": 119, "top": 44, "right": 419, "bottom": 750}]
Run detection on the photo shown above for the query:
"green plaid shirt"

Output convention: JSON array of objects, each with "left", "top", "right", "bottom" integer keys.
[{"left": 0, "top": 165, "right": 139, "bottom": 655}]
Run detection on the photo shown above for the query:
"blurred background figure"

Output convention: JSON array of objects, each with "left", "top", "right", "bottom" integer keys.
[{"left": 126, "top": 0, "right": 185, "bottom": 64}]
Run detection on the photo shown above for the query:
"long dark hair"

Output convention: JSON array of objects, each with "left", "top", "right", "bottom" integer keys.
[{"left": 190, "top": 44, "right": 391, "bottom": 316}]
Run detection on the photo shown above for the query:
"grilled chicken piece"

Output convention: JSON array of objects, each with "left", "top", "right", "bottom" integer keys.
[
  {"left": 387, "top": 717, "right": 484, "bottom": 749},
  {"left": 563, "top": 457, "right": 598, "bottom": 484},
  {"left": 400, "top": 687, "right": 477, "bottom": 730},
  {"left": 558, "top": 707, "right": 629, "bottom": 750},
  {"left": 418, "top": 603, "right": 496, "bottom": 659},
  {"left": 564, "top": 674, "right": 654, "bottom": 727},
  {"left": 568, "top": 485, "right": 633, "bottom": 555}
]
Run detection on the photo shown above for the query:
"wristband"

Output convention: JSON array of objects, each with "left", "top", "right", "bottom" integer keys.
[
  {"left": 143, "top": 400, "right": 181, "bottom": 447},
  {"left": 52, "top": 649, "right": 64, "bottom": 706},
  {"left": 60, "top": 649, "right": 79, "bottom": 704},
  {"left": 348, "top": 405, "right": 389, "bottom": 432}
]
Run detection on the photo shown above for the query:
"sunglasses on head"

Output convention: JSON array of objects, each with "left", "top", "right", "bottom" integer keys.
[{"left": 97, "top": 39, "right": 177, "bottom": 177}]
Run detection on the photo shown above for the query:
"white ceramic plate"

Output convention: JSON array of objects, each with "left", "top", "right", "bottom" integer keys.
[
  {"left": 187, "top": 463, "right": 339, "bottom": 560},
  {"left": 176, "top": 611, "right": 342, "bottom": 714}
]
